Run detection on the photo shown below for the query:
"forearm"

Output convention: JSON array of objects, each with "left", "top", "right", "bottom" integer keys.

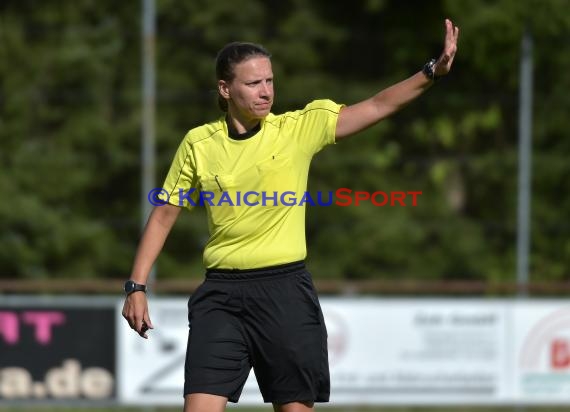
[
  {"left": 371, "top": 71, "right": 433, "bottom": 114},
  {"left": 336, "top": 71, "right": 433, "bottom": 139},
  {"left": 129, "top": 204, "right": 181, "bottom": 284}
]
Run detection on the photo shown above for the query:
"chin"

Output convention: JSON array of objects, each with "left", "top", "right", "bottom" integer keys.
[{"left": 257, "top": 107, "right": 272, "bottom": 116}]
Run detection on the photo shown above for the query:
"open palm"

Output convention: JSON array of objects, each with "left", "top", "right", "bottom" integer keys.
[{"left": 435, "top": 19, "right": 460, "bottom": 77}]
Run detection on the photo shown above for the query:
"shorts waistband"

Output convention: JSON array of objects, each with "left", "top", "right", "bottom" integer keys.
[{"left": 205, "top": 260, "right": 306, "bottom": 281}]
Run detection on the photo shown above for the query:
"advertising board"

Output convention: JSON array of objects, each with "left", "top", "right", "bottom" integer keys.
[{"left": 0, "top": 300, "right": 116, "bottom": 404}]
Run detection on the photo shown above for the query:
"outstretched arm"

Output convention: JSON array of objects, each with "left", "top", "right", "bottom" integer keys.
[{"left": 335, "top": 19, "right": 459, "bottom": 141}]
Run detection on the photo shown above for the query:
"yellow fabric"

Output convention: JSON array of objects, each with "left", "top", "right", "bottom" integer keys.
[{"left": 161, "top": 99, "right": 343, "bottom": 269}]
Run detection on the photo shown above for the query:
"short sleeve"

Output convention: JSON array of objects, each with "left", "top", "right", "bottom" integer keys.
[
  {"left": 297, "top": 99, "right": 344, "bottom": 155},
  {"left": 160, "top": 136, "right": 199, "bottom": 210}
]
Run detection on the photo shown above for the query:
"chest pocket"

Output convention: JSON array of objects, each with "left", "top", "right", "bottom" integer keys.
[
  {"left": 255, "top": 154, "right": 295, "bottom": 192},
  {"left": 199, "top": 174, "right": 238, "bottom": 227}
]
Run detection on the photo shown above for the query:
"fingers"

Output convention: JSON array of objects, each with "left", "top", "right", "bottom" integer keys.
[
  {"left": 445, "top": 18, "right": 459, "bottom": 45},
  {"left": 444, "top": 20, "right": 459, "bottom": 58},
  {"left": 122, "top": 295, "right": 153, "bottom": 339},
  {"left": 139, "top": 314, "right": 154, "bottom": 339},
  {"left": 433, "top": 19, "right": 459, "bottom": 77},
  {"left": 143, "top": 314, "right": 154, "bottom": 330},
  {"left": 130, "top": 315, "right": 152, "bottom": 339},
  {"left": 139, "top": 319, "right": 149, "bottom": 339}
]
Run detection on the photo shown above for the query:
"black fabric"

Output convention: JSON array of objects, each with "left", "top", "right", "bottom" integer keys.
[
  {"left": 184, "top": 263, "right": 329, "bottom": 404},
  {"left": 205, "top": 260, "right": 306, "bottom": 278},
  {"left": 227, "top": 120, "right": 261, "bottom": 140}
]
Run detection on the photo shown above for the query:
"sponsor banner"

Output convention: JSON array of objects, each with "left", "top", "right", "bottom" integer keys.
[
  {"left": 117, "top": 299, "right": 191, "bottom": 405},
  {"left": 513, "top": 303, "right": 570, "bottom": 402},
  {"left": 0, "top": 303, "right": 116, "bottom": 404},
  {"left": 117, "top": 298, "right": 570, "bottom": 406},
  {"left": 318, "top": 299, "right": 508, "bottom": 405}
]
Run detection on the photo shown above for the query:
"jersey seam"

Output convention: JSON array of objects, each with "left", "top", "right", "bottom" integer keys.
[
  {"left": 265, "top": 107, "right": 340, "bottom": 127},
  {"left": 168, "top": 154, "right": 190, "bottom": 198},
  {"left": 186, "top": 126, "right": 224, "bottom": 146},
  {"left": 168, "top": 126, "right": 222, "bottom": 202},
  {"left": 265, "top": 106, "right": 339, "bottom": 156}
]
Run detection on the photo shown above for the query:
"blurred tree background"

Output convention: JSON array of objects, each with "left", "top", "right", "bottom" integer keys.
[{"left": 1, "top": 0, "right": 568, "bottom": 284}]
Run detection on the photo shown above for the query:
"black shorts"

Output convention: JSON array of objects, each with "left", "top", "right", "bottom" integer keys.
[{"left": 183, "top": 261, "right": 329, "bottom": 404}]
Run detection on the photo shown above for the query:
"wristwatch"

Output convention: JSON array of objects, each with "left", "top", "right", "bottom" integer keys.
[
  {"left": 124, "top": 280, "right": 147, "bottom": 295},
  {"left": 422, "top": 58, "right": 440, "bottom": 82}
]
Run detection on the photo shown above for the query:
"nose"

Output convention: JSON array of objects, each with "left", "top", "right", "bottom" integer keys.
[{"left": 260, "top": 81, "right": 271, "bottom": 98}]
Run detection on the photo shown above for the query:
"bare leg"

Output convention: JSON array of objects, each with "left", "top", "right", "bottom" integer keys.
[
  {"left": 183, "top": 393, "right": 228, "bottom": 412},
  {"left": 273, "top": 401, "right": 315, "bottom": 412}
]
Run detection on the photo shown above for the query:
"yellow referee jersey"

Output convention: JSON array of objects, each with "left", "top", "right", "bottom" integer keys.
[{"left": 161, "top": 99, "right": 343, "bottom": 269}]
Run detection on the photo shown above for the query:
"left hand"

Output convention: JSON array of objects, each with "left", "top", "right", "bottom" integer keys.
[{"left": 434, "top": 19, "right": 460, "bottom": 77}]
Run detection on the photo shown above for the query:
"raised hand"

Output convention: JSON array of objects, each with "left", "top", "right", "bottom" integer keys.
[{"left": 434, "top": 19, "right": 460, "bottom": 77}]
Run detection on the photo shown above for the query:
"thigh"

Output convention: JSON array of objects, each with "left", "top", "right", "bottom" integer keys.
[{"left": 243, "top": 271, "right": 329, "bottom": 404}]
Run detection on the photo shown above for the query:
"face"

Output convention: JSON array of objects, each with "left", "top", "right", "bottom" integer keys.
[{"left": 219, "top": 56, "right": 274, "bottom": 124}]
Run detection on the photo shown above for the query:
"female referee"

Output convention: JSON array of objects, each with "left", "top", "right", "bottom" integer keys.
[{"left": 122, "top": 19, "right": 459, "bottom": 412}]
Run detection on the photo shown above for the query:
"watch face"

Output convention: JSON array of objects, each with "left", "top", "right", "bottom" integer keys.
[{"left": 124, "top": 280, "right": 135, "bottom": 293}]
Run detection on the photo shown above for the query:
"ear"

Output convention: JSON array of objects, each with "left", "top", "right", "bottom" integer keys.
[{"left": 218, "top": 80, "right": 230, "bottom": 99}]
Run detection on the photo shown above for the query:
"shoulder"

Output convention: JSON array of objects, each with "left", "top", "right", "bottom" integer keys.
[
  {"left": 182, "top": 118, "right": 226, "bottom": 146},
  {"left": 266, "top": 99, "right": 344, "bottom": 127},
  {"left": 301, "top": 99, "right": 344, "bottom": 114},
  {"left": 276, "top": 99, "right": 343, "bottom": 120}
]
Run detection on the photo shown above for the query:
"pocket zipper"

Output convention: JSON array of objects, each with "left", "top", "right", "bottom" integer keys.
[{"left": 214, "top": 175, "right": 223, "bottom": 191}]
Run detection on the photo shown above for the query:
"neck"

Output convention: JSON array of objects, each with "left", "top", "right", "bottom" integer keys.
[
  {"left": 226, "top": 119, "right": 261, "bottom": 140},
  {"left": 226, "top": 111, "right": 260, "bottom": 135}
]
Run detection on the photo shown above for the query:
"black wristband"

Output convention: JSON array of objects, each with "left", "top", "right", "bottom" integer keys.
[
  {"left": 422, "top": 58, "right": 440, "bottom": 82},
  {"left": 124, "top": 280, "right": 147, "bottom": 295}
]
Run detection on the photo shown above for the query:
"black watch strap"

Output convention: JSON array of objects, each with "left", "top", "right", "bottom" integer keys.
[
  {"left": 422, "top": 58, "right": 441, "bottom": 82},
  {"left": 124, "top": 280, "right": 147, "bottom": 295}
]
